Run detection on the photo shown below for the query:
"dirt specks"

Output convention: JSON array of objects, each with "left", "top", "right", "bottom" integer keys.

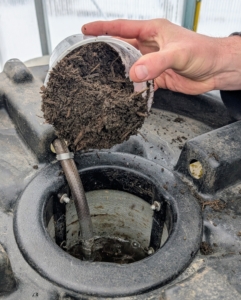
[
  {"left": 200, "top": 241, "right": 213, "bottom": 255},
  {"left": 173, "top": 117, "right": 185, "bottom": 123},
  {"left": 209, "top": 152, "right": 219, "bottom": 161},
  {"left": 201, "top": 199, "right": 226, "bottom": 211}
]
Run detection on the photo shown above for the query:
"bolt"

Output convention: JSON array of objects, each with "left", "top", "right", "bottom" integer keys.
[
  {"left": 150, "top": 201, "right": 161, "bottom": 211},
  {"left": 132, "top": 241, "right": 140, "bottom": 248},
  {"left": 147, "top": 247, "right": 155, "bottom": 255},
  {"left": 59, "top": 193, "right": 70, "bottom": 204}
]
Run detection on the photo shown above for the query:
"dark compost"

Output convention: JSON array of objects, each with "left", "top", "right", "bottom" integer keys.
[{"left": 41, "top": 42, "right": 150, "bottom": 151}]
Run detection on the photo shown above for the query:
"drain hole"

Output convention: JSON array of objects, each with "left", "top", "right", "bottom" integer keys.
[
  {"left": 45, "top": 168, "right": 171, "bottom": 264},
  {"left": 69, "top": 236, "right": 147, "bottom": 264},
  {"left": 66, "top": 190, "right": 153, "bottom": 263},
  {"left": 66, "top": 190, "right": 153, "bottom": 264},
  {"left": 189, "top": 159, "right": 203, "bottom": 179},
  {"left": 47, "top": 190, "right": 169, "bottom": 264}
]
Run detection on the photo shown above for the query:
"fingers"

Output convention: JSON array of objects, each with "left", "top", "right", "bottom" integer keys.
[
  {"left": 110, "top": 37, "right": 159, "bottom": 55},
  {"left": 129, "top": 50, "right": 174, "bottom": 82},
  {"left": 153, "top": 79, "right": 160, "bottom": 91},
  {"left": 82, "top": 19, "right": 150, "bottom": 39},
  {"left": 155, "top": 70, "right": 215, "bottom": 95},
  {"left": 113, "top": 38, "right": 140, "bottom": 50}
]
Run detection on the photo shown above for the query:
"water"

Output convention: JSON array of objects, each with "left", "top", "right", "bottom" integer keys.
[{"left": 68, "top": 236, "right": 148, "bottom": 264}]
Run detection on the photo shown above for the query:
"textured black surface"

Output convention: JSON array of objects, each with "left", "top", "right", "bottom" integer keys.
[
  {"left": 175, "top": 120, "right": 241, "bottom": 193},
  {"left": 153, "top": 88, "right": 234, "bottom": 128},
  {"left": 14, "top": 153, "right": 202, "bottom": 297},
  {"left": 0, "top": 59, "right": 241, "bottom": 299},
  {"left": 1, "top": 59, "right": 55, "bottom": 162},
  {"left": 0, "top": 244, "right": 16, "bottom": 294},
  {"left": 221, "top": 89, "right": 241, "bottom": 120}
]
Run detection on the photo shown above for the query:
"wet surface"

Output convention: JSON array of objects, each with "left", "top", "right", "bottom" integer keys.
[
  {"left": 68, "top": 236, "right": 148, "bottom": 264},
  {"left": 112, "top": 108, "right": 213, "bottom": 170}
]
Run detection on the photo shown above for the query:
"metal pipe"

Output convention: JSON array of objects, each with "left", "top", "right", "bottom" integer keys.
[
  {"left": 34, "top": 0, "right": 52, "bottom": 55},
  {"left": 182, "top": 0, "right": 200, "bottom": 31},
  {"left": 53, "top": 138, "right": 94, "bottom": 259},
  {"left": 193, "top": 0, "right": 202, "bottom": 32}
]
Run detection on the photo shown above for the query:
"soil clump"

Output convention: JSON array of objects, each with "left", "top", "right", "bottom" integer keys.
[
  {"left": 200, "top": 241, "right": 213, "bottom": 255},
  {"left": 201, "top": 199, "right": 226, "bottom": 211},
  {"left": 41, "top": 42, "right": 150, "bottom": 151}
]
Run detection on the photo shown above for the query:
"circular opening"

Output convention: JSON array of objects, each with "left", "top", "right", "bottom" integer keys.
[
  {"left": 45, "top": 167, "right": 171, "bottom": 264},
  {"left": 15, "top": 154, "right": 202, "bottom": 297},
  {"left": 189, "top": 159, "right": 203, "bottom": 179}
]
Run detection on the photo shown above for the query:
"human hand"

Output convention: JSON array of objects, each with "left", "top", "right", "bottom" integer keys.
[{"left": 82, "top": 19, "right": 241, "bottom": 95}]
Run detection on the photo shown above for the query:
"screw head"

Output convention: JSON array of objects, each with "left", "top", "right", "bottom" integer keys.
[
  {"left": 150, "top": 201, "right": 161, "bottom": 211},
  {"left": 147, "top": 247, "right": 155, "bottom": 255},
  {"left": 59, "top": 193, "right": 70, "bottom": 204},
  {"left": 132, "top": 241, "right": 140, "bottom": 248}
]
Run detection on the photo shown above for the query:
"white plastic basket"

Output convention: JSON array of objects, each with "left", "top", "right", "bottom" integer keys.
[{"left": 44, "top": 34, "right": 154, "bottom": 111}]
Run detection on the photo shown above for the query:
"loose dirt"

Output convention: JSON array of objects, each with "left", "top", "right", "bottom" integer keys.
[
  {"left": 201, "top": 199, "right": 226, "bottom": 211},
  {"left": 41, "top": 42, "right": 151, "bottom": 151},
  {"left": 200, "top": 241, "right": 213, "bottom": 255},
  {"left": 68, "top": 237, "right": 147, "bottom": 264}
]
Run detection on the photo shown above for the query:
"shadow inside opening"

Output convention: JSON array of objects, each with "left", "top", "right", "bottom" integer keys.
[{"left": 45, "top": 167, "right": 172, "bottom": 264}]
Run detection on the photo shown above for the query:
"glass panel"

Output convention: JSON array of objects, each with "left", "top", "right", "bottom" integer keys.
[
  {"left": 0, "top": 0, "right": 42, "bottom": 71},
  {"left": 197, "top": 0, "right": 241, "bottom": 37},
  {"left": 45, "top": 0, "right": 185, "bottom": 50}
]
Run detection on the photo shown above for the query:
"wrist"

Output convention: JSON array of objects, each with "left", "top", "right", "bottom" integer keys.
[{"left": 214, "top": 35, "right": 241, "bottom": 90}]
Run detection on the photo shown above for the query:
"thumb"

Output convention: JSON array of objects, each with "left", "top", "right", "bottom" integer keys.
[{"left": 129, "top": 50, "right": 173, "bottom": 82}]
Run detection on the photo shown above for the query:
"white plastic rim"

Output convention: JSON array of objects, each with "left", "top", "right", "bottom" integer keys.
[{"left": 44, "top": 34, "right": 154, "bottom": 111}]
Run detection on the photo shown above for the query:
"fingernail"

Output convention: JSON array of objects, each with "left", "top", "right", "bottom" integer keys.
[{"left": 135, "top": 65, "right": 148, "bottom": 80}]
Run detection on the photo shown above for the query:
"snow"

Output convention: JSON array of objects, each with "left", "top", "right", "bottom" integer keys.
[{"left": 0, "top": 0, "right": 241, "bottom": 70}]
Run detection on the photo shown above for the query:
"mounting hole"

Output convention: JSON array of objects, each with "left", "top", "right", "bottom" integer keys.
[
  {"left": 45, "top": 167, "right": 171, "bottom": 264},
  {"left": 50, "top": 143, "right": 56, "bottom": 153},
  {"left": 189, "top": 159, "right": 203, "bottom": 179},
  {"left": 50, "top": 140, "right": 68, "bottom": 153},
  {"left": 47, "top": 184, "right": 170, "bottom": 264}
]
